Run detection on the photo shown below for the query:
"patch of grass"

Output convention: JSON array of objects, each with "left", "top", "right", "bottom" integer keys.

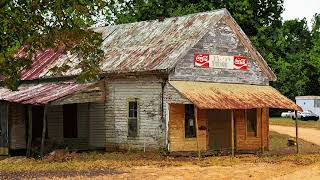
[
  {"left": 270, "top": 117, "right": 320, "bottom": 130},
  {"left": 268, "top": 131, "right": 320, "bottom": 155},
  {"left": 2, "top": 151, "right": 320, "bottom": 173}
]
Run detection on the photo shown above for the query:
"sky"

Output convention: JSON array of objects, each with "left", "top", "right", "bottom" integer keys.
[{"left": 282, "top": 0, "right": 320, "bottom": 28}]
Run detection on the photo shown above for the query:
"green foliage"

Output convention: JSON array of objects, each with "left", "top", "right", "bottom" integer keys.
[
  {"left": 0, "top": 0, "right": 108, "bottom": 89},
  {"left": 114, "top": 0, "right": 320, "bottom": 100}
]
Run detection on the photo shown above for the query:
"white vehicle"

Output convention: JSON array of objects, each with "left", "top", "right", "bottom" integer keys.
[{"left": 281, "top": 111, "right": 293, "bottom": 118}]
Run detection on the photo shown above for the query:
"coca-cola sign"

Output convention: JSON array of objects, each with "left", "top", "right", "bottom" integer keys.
[
  {"left": 194, "top": 54, "right": 209, "bottom": 68},
  {"left": 194, "top": 54, "right": 248, "bottom": 70}
]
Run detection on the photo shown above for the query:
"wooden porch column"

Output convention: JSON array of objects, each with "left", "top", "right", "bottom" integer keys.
[
  {"left": 26, "top": 106, "right": 32, "bottom": 157},
  {"left": 194, "top": 107, "right": 201, "bottom": 158},
  {"left": 261, "top": 109, "right": 264, "bottom": 154},
  {"left": 40, "top": 104, "right": 48, "bottom": 159},
  {"left": 295, "top": 110, "right": 299, "bottom": 154},
  {"left": 231, "top": 110, "right": 235, "bottom": 157}
]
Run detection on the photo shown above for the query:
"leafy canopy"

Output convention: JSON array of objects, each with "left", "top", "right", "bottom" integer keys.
[{"left": 0, "top": 0, "right": 107, "bottom": 90}]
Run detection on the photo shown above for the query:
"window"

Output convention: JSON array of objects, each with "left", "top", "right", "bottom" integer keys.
[
  {"left": 128, "top": 100, "right": 138, "bottom": 137},
  {"left": 63, "top": 104, "right": 78, "bottom": 138},
  {"left": 247, "top": 109, "right": 257, "bottom": 137},
  {"left": 314, "top": 100, "right": 320, "bottom": 108},
  {"left": 185, "top": 104, "right": 196, "bottom": 138}
]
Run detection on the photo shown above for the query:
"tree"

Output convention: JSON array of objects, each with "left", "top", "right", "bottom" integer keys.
[{"left": 0, "top": 0, "right": 108, "bottom": 90}]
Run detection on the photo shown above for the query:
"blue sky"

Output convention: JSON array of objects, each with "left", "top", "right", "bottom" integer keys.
[{"left": 282, "top": 0, "right": 320, "bottom": 28}]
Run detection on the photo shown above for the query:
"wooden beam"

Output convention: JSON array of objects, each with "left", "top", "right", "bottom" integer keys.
[
  {"left": 194, "top": 106, "right": 201, "bottom": 158},
  {"left": 40, "top": 105, "right": 48, "bottom": 159},
  {"left": 231, "top": 110, "right": 235, "bottom": 157},
  {"left": 26, "top": 106, "right": 32, "bottom": 157},
  {"left": 295, "top": 110, "right": 299, "bottom": 154},
  {"left": 261, "top": 109, "right": 264, "bottom": 154}
]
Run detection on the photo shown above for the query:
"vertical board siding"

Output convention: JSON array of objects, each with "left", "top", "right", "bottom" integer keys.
[
  {"left": 47, "top": 105, "right": 63, "bottom": 141},
  {"left": 89, "top": 102, "right": 106, "bottom": 148},
  {"left": 168, "top": 104, "right": 207, "bottom": 152},
  {"left": 9, "top": 103, "right": 26, "bottom": 149},
  {"left": 169, "top": 18, "right": 269, "bottom": 85},
  {"left": 105, "top": 76, "right": 164, "bottom": 150},
  {"left": 234, "top": 108, "right": 268, "bottom": 150}
]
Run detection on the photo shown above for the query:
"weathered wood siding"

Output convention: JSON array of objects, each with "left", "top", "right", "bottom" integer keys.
[
  {"left": 51, "top": 82, "right": 105, "bottom": 105},
  {"left": 9, "top": 103, "right": 26, "bottom": 149},
  {"left": 105, "top": 76, "right": 164, "bottom": 150},
  {"left": 234, "top": 108, "right": 268, "bottom": 150},
  {"left": 168, "top": 104, "right": 207, "bottom": 152},
  {"left": 88, "top": 102, "right": 106, "bottom": 148},
  {"left": 169, "top": 18, "right": 269, "bottom": 85},
  {"left": 46, "top": 103, "right": 104, "bottom": 149},
  {"left": 47, "top": 105, "right": 63, "bottom": 141}
]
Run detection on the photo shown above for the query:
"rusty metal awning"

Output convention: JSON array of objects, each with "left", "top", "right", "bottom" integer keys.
[
  {"left": 169, "top": 81, "right": 302, "bottom": 111},
  {"left": 0, "top": 82, "right": 102, "bottom": 105}
]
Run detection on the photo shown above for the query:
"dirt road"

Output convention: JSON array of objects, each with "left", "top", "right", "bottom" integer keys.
[{"left": 269, "top": 125, "right": 320, "bottom": 145}]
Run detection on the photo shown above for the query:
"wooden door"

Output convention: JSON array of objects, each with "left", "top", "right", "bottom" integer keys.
[
  {"left": 208, "top": 109, "right": 231, "bottom": 151},
  {"left": 0, "top": 103, "right": 9, "bottom": 155}
]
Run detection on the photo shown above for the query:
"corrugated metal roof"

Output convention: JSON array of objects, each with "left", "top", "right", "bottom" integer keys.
[
  {"left": 18, "top": 9, "right": 226, "bottom": 80},
  {"left": 15, "top": 8, "right": 275, "bottom": 81},
  {"left": 0, "top": 82, "right": 94, "bottom": 105},
  {"left": 169, "top": 81, "right": 302, "bottom": 111}
]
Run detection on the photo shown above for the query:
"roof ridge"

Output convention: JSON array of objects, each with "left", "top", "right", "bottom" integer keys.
[{"left": 93, "top": 8, "right": 227, "bottom": 30}]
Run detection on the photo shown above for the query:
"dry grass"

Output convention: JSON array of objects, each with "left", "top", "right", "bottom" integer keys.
[
  {"left": 270, "top": 117, "right": 320, "bottom": 130},
  {"left": 1, "top": 151, "right": 320, "bottom": 173}
]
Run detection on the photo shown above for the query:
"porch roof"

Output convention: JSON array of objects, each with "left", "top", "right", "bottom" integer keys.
[
  {"left": 0, "top": 82, "right": 100, "bottom": 105},
  {"left": 169, "top": 81, "right": 302, "bottom": 111}
]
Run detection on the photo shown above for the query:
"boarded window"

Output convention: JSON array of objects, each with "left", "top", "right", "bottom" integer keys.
[
  {"left": 315, "top": 100, "right": 320, "bottom": 107},
  {"left": 185, "top": 104, "right": 196, "bottom": 138},
  {"left": 128, "top": 101, "right": 138, "bottom": 137},
  {"left": 247, "top": 109, "right": 257, "bottom": 137},
  {"left": 63, "top": 104, "right": 78, "bottom": 138}
]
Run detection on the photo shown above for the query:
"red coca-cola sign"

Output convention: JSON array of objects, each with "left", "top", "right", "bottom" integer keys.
[
  {"left": 194, "top": 54, "right": 209, "bottom": 68},
  {"left": 233, "top": 56, "right": 248, "bottom": 70}
]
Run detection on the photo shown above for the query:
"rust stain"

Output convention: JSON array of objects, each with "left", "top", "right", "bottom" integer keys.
[
  {"left": 169, "top": 81, "right": 302, "bottom": 111},
  {"left": 16, "top": 9, "right": 226, "bottom": 80},
  {"left": 0, "top": 82, "right": 95, "bottom": 105}
]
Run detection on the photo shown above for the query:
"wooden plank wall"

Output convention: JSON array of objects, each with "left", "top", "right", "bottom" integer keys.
[
  {"left": 169, "top": 18, "right": 269, "bottom": 85},
  {"left": 234, "top": 108, "right": 268, "bottom": 150},
  {"left": 168, "top": 104, "right": 208, "bottom": 152},
  {"left": 9, "top": 103, "right": 26, "bottom": 150},
  {"left": 105, "top": 75, "right": 165, "bottom": 151}
]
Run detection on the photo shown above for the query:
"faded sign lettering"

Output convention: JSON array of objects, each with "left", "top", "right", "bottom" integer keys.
[{"left": 194, "top": 54, "right": 248, "bottom": 70}]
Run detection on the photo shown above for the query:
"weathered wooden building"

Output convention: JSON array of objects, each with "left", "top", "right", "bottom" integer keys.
[{"left": 0, "top": 9, "right": 301, "bottom": 156}]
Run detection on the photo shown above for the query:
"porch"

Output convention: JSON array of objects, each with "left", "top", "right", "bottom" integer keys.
[
  {"left": 167, "top": 81, "right": 302, "bottom": 154},
  {"left": 0, "top": 81, "right": 106, "bottom": 156}
]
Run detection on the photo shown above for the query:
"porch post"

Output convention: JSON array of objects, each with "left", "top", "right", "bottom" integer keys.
[
  {"left": 261, "top": 109, "right": 264, "bottom": 154},
  {"left": 231, "top": 110, "right": 235, "bottom": 157},
  {"left": 194, "top": 107, "right": 201, "bottom": 158},
  {"left": 295, "top": 110, "right": 299, "bottom": 154},
  {"left": 40, "top": 104, "right": 48, "bottom": 158},
  {"left": 26, "top": 106, "right": 32, "bottom": 157}
]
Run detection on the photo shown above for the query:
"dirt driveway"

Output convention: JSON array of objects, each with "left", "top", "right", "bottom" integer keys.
[{"left": 270, "top": 125, "right": 320, "bottom": 146}]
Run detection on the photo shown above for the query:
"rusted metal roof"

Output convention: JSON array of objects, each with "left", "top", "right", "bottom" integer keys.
[
  {"left": 0, "top": 82, "right": 95, "bottom": 105},
  {"left": 15, "top": 8, "right": 275, "bottom": 81},
  {"left": 17, "top": 9, "right": 226, "bottom": 80},
  {"left": 169, "top": 81, "right": 302, "bottom": 111}
]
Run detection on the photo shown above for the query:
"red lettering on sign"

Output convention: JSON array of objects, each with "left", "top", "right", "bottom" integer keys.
[
  {"left": 194, "top": 54, "right": 209, "bottom": 68},
  {"left": 233, "top": 56, "right": 248, "bottom": 70}
]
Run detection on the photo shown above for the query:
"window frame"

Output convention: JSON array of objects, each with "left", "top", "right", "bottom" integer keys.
[
  {"left": 245, "top": 109, "right": 258, "bottom": 138},
  {"left": 127, "top": 98, "right": 140, "bottom": 138},
  {"left": 184, "top": 104, "right": 197, "bottom": 139},
  {"left": 314, "top": 99, "right": 320, "bottom": 108}
]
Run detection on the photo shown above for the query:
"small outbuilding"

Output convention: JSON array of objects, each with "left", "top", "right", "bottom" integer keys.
[{"left": 0, "top": 9, "right": 301, "bottom": 156}]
